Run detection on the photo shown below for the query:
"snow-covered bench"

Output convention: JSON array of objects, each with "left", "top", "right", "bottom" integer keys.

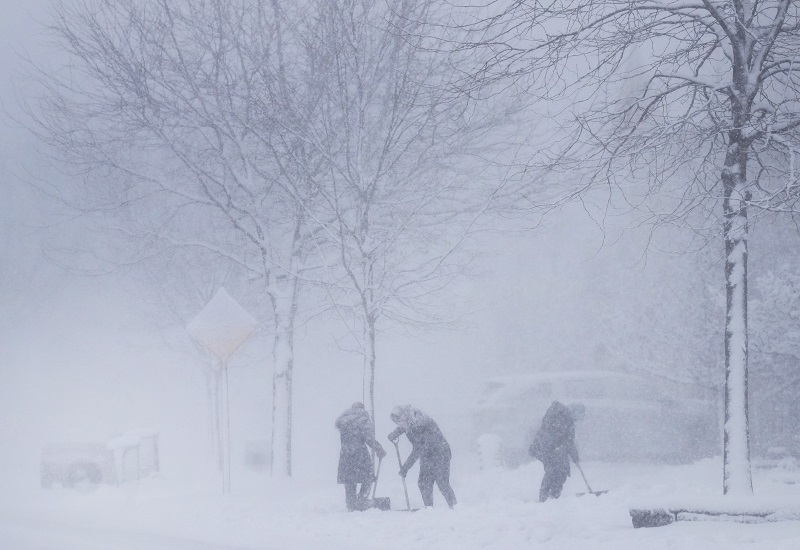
[{"left": 630, "top": 496, "right": 800, "bottom": 528}]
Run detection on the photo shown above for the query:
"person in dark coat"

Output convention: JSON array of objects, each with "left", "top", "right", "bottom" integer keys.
[
  {"left": 528, "top": 401, "right": 584, "bottom": 502},
  {"left": 388, "top": 405, "right": 457, "bottom": 508},
  {"left": 336, "top": 402, "right": 386, "bottom": 511}
]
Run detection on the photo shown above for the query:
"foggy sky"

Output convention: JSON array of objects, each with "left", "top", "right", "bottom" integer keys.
[{"left": 2, "top": 0, "right": 797, "bottom": 496}]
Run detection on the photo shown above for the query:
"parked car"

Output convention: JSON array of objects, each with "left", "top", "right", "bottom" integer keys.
[
  {"left": 40, "top": 442, "right": 117, "bottom": 490},
  {"left": 41, "top": 430, "right": 160, "bottom": 490},
  {"left": 472, "top": 370, "right": 719, "bottom": 467}
]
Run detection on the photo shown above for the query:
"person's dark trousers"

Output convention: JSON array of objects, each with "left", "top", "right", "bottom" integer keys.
[
  {"left": 418, "top": 454, "right": 457, "bottom": 508},
  {"left": 344, "top": 482, "right": 372, "bottom": 511},
  {"left": 539, "top": 463, "right": 568, "bottom": 502}
]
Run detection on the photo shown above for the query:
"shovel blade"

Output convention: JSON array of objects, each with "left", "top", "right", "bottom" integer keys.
[{"left": 576, "top": 490, "right": 609, "bottom": 497}]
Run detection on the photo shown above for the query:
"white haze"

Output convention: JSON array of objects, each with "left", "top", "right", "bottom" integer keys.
[
  {"left": 2, "top": 2, "right": 800, "bottom": 549},
  {"left": 0, "top": 0, "right": 711, "bottom": 492}
]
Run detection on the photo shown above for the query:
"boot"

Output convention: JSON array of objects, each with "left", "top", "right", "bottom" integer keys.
[{"left": 355, "top": 497, "right": 374, "bottom": 511}]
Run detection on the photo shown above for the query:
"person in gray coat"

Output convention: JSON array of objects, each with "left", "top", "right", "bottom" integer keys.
[
  {"left": 336, "top": 402, "right": 386, "bottom": 511},
  {"left": 528, "top": 401, "right": 584, "bottom": 502},
  {"left": 388, "top": 405, "right": 457, "bottom": 508}
]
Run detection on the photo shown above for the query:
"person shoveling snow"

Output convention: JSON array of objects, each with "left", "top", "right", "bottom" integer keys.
[
  {"left": 388, "top": 405, "right": 458, "bottom": 509},
  {"left": 335, "top": 402, "right": 387, "bottom": 511},
  {"left": 529, "top": 401, "right": 595, "bottom": 501}
]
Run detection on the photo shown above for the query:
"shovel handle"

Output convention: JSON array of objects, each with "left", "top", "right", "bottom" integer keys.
[
  {"left": 371, "top": 455, "right": 382, "bottom": 499},
  {"left": 392, "top": 439, "right": 411, "bottom": 511},
  {"left": 574, "top": 461, "right": 593, "bottom": 493}
]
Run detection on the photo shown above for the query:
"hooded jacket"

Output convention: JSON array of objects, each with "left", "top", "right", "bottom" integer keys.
[
  {"left": 389, "top": 405, "right": 451, "bottom": 472},
  {"left": 336, "top": 403, "right": 383, "bottom": 484},
  {"left": 529, "top": 401, "right": 579, "bottom": 472}
]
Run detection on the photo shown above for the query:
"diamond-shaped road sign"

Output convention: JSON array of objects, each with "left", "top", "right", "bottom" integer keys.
[{"left": 186, "top": 287, "right": 258, "bottom": 362}]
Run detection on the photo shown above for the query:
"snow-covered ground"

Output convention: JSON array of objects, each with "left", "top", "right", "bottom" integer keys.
[{"left": 2, "top": 457, "right": 800, "bottom": 549}]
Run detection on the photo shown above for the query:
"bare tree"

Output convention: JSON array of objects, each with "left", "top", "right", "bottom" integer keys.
[
  {"left": 25, "top": 0, "right": 328, "bottom": 477},
  {"left": 295, "top": 0, "right": 501, "bottom": 424},
  {"left": 26, "top": 0, "right": 501, "bottom": 476},
  {"left": 454, "top": 1, "right": 800, "bottom": 495}
]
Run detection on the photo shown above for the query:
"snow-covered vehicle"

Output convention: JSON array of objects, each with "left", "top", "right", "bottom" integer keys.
[
  {"left": 472, "top": 370, "right": 718, "bottom": 467},
  {"left": 40, "top": 431, "right": 160, "bottom": 490},
  {"left": 40, "top": 442, "right": 117, "bottom": 490}
]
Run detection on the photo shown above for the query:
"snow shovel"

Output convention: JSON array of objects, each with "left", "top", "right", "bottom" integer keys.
[
  {"left": 370, "top": 455, "right": 391, "bottom": 511},
  {"left": 392, "top": 439, "right": 413, "bottom": 511},
  {"left": 575, "top": 462, "right": 609, "bottom": 497}
]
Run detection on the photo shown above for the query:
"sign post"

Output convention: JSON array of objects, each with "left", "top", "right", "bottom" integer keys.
[{"left": 187, "top": 288, "right": 257, "bottom": 494}]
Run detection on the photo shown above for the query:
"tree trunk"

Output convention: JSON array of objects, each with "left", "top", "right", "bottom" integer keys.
[
  {"left": 722, "top": 143, "right": 753, "bottom": 495},
  {"left": 271, "top": 324, "right": 293, "bottom": 477},
  {"left": 270, "top": 282, "right": 297, "bottom": 477},
  {"left": 366, "top": 316, "right": 377, "bottom": 432}
]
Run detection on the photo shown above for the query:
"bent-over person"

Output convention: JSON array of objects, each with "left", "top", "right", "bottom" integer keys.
[
  {"left": 529, "top": 400, "right": 585, "bottom": 502},
  {"left": 388, "top": 405, "right": 457, "bottom": 508}
]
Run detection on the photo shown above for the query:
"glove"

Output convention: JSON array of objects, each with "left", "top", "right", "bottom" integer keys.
[
  {"left": 376, "top": 446, "right": 387, "bottom": 459},
  {"left": 388, "top": 428, "right": 402, "bottom": 443}
]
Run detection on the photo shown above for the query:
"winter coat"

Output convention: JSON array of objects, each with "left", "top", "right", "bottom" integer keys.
[
  {"left": 336, "top": 404, "right": 382, "bottom": 484},
  {"left": 389, "top": 405, "right": 451, "bottom": 473},
  {"left": 529, "top": 401, "right": 579, "bottom": 474}
]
